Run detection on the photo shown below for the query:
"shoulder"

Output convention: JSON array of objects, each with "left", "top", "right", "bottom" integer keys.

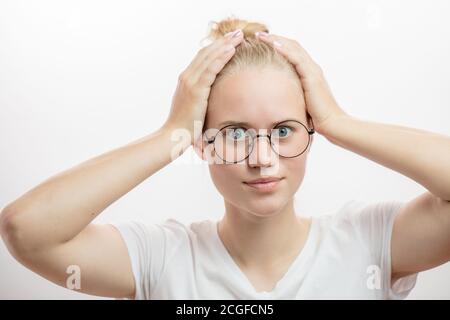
[
  {"left": 318, "top": 199, "right": 405, "bottom": 223},
  {"left": 111, "top": 218, "right": 217, "bottom": 247},
  {"left": 314, "top": 199, "right": 406, "bottom": 240}
]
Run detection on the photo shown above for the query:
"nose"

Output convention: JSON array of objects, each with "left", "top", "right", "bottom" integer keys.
[{"left": 247, "top": 133, "right": 278, "bottom": 168}]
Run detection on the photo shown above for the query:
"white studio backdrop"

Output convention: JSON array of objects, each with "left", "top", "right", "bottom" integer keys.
[{"left": 1, "top": 0, "right": 449, "bottom": 299}]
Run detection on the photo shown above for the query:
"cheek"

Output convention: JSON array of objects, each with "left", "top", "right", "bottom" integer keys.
[
  {"left": 208, "top": 164, "right": 246, "bottom": 197},
  {"left": 283, "top": 157, "right": 307, "bottom": 192}
]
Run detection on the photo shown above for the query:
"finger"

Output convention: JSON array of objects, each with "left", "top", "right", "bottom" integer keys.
[
  {"left": 188, "top": 38, "right": 227, "bottom": 71},
  {"left": 196, "top": 32, "right": 242, "bottom": 75},
  {"left": 195, "top": 40, "right": 238, "bottom": 89},
  {"left": 188, "top": 29, "right": 243, "bottom": 75},
  {"left": 255, "top": 32, "right": 320, "bottom": 77},
  {"left": 193, "top": 31, "right": 243, "bottom": 86}
]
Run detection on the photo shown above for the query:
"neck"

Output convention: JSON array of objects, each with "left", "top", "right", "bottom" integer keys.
[{"left": 218, "top": 198, "right": 310, "bottom": 270}]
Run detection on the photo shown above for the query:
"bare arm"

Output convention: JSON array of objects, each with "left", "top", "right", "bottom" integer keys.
[
  {"left": 0, "top": 125, "right": 190, "bottom": 298},
  {"left": 256, "top": 31, "right": 450, "bottom": 287},
  {"left": 0, "top": 126, "right": 189, "bottom": 249},
  {"left": 320, "top": 115, "right": 450, "bottom": 281},
  {"left": 0, "top": 30, "right": 244, "bottom": 298}
]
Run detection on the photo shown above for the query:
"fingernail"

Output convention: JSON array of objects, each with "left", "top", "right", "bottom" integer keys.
[
  {"left": 232, "top": 29, "right": 242, "bottom": 38},
  {"left": 256, "top": 31, "right": 269, "bottom": 37},
  {"left": 225, "top": 29, "right": 242, "bottom": 38},
  {"left": 273, "top": 40, "right": 282, "bottom": 47}
]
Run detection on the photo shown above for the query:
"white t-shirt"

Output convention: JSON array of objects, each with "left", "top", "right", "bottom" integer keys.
[{"left": 109, "top": 199, "right": 418, "bottom": 300}]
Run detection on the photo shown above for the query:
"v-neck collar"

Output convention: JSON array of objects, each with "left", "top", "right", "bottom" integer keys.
[{"left": 210, "top": 216, "right": 317, "bottom": 297}]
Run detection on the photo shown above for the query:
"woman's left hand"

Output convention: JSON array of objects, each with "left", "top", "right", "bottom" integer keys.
[{"left": 255, "top": 32, "right": 348, "bottom": 135}]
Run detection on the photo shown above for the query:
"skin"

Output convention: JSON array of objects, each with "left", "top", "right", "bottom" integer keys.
[
  {"left": 202, "top": 67, "right": 314, "bottom": 291},
  {"left": 1, "top": 28, "right": 449, "bottom": 299},
  {"left": 256, "top": 32, "right": 450, "bottom": 284},
  {"left": 0, "top": 29, "right": 253, "bottom": 299}
]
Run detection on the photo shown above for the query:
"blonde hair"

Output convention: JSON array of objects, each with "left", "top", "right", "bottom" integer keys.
[
  {"left": 203, "top": 16, "right": 302, "bottom": 89},
  {"left": 201, "top": 16, "right": 313, "bottom": 130}
]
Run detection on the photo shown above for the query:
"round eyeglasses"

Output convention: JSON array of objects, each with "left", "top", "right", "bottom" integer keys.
[{"left": 205, "top": 119, "right": 315, "bottom": 164}]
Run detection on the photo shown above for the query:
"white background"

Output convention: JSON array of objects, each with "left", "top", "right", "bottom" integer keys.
[{"left": 1, "top": 0, "right": 449, "bottom": 299}]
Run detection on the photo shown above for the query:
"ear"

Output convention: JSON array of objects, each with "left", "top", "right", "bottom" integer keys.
[
  {"left": 193, "top": 132, "right": 208, "bottom": 161},
  {"left": 307, "top": 113, "right": 314, "bottom": 152},
  {"left": 306, "top": 112, "right": 314, "bottom": 130}
]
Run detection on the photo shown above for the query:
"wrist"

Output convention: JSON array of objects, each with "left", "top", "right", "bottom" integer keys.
[
  {"left": 158, "top": 124, "right": 192, "bottom": 157},
  {"left": 316, "top": 112, "right": 351, "bottom": 140}
]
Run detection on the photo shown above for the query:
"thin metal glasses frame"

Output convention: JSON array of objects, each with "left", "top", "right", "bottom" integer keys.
[{"left": 205, "top": 119, "right": 315, "bottom": 164}]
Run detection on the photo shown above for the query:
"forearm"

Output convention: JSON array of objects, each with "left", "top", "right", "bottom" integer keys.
[
  {"left": 321, "top": 114, "right": 450, "bottom": 201},
  {"left": 0, "top": 125, "right": 190, "bottom": 250}
]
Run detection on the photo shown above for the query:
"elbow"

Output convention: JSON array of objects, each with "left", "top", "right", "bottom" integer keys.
[
  {"left": 0, "top": 204, "right": 18, "bottom": 241},
  {"left": 0, "top": 205, "right": 36, "bottom": 257}
]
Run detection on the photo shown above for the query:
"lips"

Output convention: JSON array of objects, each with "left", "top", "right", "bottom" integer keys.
[
  {"left": 243, "top": 177, "right": 283, "bottom": 192},
  {"left": 244, "top": 177, "right": 282, "bottom": 184}
]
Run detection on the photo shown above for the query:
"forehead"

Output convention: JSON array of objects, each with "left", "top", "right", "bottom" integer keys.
[{"left": 207, "top": 67, "right": 306, "bottom": 128}]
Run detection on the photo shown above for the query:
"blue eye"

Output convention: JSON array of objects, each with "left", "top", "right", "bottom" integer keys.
[
  {"left": 273, "top": 126, "right": 292, "bottom": 138},
  {"left": 226, "top": 127, "right": 246, "bottom": 141}
]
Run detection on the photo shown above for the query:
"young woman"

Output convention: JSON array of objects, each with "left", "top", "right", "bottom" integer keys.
[{"left": 1, "top": 18, "right": 449, "bottom": 300}]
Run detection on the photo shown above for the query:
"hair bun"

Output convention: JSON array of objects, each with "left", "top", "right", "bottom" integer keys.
[{"left": 205, "top": 16, "right": 269, "bottom": 43}]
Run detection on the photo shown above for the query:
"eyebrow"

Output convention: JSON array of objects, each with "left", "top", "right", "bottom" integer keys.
[{"left": 218, "top": 119, "right": 302, "bottom": 128}]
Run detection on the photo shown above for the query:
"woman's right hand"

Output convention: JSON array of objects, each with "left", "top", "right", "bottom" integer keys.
[{"left": 163, "top": 29, "right": 245, "bottom": 145}]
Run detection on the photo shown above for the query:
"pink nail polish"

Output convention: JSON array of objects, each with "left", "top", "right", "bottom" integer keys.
[
  {"left": 225, "top": 29, "right": 241, "bottom": 38},
  {"left": 232, "top": 29, "right": 242, "bottom": 38}
]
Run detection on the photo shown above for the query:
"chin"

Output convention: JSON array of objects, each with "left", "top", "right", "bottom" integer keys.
[
  {"left": 247, "top": 207, "right": 284, "bottom": 218},
  {"left": 243, "top": 197, "right": 288, "bottom": 217}
]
